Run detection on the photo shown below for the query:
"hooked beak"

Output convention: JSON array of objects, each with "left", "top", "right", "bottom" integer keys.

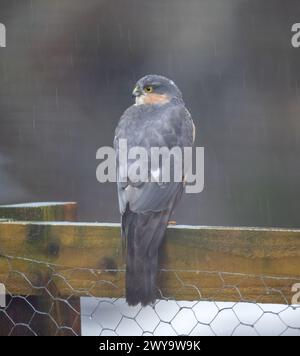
[{"left": 132, "top": 85, "right": 143, "bottom": 98}]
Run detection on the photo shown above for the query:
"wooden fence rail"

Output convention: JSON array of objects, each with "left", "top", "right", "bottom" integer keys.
[{"left": 0, "top": 202, "right": 300, "bottom": 335}]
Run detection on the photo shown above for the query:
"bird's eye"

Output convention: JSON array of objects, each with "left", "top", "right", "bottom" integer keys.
[{"left": 144, "top": 86, "right": 153, "bottom": 93}]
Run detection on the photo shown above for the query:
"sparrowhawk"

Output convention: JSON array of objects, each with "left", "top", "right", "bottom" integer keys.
[{"left": 114, "top": 75, "right": 195, "bottom": 306}]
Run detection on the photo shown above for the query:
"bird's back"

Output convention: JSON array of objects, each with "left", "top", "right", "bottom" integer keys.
[{"left": 114, "top": 76, "right": 194, "bottom": 306}]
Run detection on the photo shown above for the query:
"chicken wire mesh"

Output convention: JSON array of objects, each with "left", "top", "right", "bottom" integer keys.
[{"left": 0, "top": 254, "right": 300, "bottom": 336}]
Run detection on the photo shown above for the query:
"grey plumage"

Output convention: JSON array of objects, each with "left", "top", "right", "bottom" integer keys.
[{"left": 114, "top": 75, "right": 194, "bottom": 306}]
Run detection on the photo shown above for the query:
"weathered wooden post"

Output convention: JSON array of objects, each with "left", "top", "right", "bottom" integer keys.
[{"left": 0, "top": 203, "right": 81, "bottom": 336}]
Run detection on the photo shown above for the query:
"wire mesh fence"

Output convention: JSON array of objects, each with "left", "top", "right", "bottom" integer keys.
[{"left": 0, "top": 254, "right": 300, "bottom": 336}]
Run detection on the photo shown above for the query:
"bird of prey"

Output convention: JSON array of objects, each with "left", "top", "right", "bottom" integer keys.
[{"left": 114, "top": 75, "right": 195, "bottom": 306}]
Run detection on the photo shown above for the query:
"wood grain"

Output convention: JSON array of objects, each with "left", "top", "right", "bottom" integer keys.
[{"left": 0, "top": 222, "right": 299, "bottom": 303}]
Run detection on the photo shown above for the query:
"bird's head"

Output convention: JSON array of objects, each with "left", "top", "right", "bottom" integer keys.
[{"left": 132, "top": 75, "right": 183, "bottom": 106}]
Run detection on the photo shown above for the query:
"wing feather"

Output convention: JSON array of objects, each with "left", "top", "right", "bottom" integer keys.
[{"left": 114, "top": 103, "right": 194, "bottom": 214}]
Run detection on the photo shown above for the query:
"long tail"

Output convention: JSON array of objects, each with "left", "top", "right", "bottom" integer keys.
[{"left": 122, "top": 207, "right": 170, "bottom": 306}]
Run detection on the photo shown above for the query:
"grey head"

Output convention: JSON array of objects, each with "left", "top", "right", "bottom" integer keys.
[{"left": 132, "top": 75, "right": 183, "bottom": 105}]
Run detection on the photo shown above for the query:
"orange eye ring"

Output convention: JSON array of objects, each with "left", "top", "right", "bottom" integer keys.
[{"left": 144, "top": 86, "right": 153, "bottom": 93}]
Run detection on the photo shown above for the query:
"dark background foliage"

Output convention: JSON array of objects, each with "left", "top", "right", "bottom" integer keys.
[{"left": 0, "top": 0, "right": 299, "bottom": 227}]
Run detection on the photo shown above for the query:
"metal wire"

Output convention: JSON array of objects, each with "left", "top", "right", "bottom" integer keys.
[{"left": 0, "top": 255, "right": 299, "bottom": 336}]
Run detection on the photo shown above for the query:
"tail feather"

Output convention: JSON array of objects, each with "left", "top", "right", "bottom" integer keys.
[{"left": 122, "top": 208, "right": 169, "bottom": 306}]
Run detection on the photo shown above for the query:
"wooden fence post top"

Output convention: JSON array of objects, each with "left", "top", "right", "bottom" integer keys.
[{"left": 0, "top": 202, "right": 77, "bottom": 222}]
